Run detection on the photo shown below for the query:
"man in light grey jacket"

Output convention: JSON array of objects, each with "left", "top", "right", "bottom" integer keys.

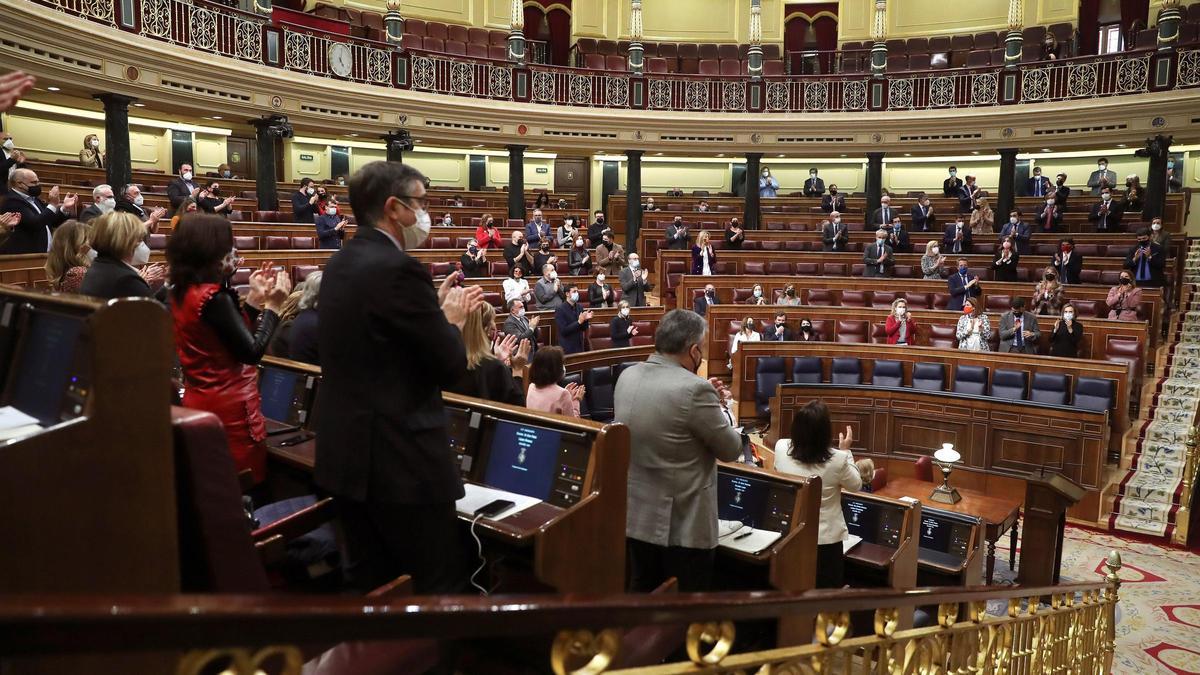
[{"left": 616, "top": 309, "right": 743, "bottom": 592}]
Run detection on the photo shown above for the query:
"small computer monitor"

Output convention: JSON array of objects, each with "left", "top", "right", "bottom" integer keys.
[
  {"left": 842, "top": 495, "right": 904, "bottom": 548},
  {"left": 478, "top": 416, "right": 592, "bottom": 507},
  {"left": 5, "top": 308, "right": 87, "bottom": 426},
  {"left": 258, "top": 366, "right": 313, "bottom": 425},
  {"left": 717, "top": 471, "right": 797, "bottom": 533},
  {"left": 919, "top": 508, "right": 977, "bottom": 558}
]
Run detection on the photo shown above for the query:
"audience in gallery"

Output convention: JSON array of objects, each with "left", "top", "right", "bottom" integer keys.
[
  {"left": 289, "top": 177, "right": 320, "bottom": 224},
  {"left": 1052, "top": 237, "right": 1083, "bottom": 284},
  {"left": 956, "top": 298, "right": 991, "bottom": 352},
  {"left": 665, "top": 215, "right": 690, "bottom": 250},
  {"left": 821, "top": 184, "right": 846, "bottom": 214},
  {"left": 169, "top": 197, "right": 200, "bottom": 229},
  {"left": 534, "top": 263, "right": 564, "bottom": 310},
  {"left": 504, "top": 229, "right": 534, "bottom": 277},
  {"left": 568, "top": 235, "right": 592, "bottom": 276},
  {"left": 1, "top": 167, "right": 75, "bottom": 254},
  {"left": 610, "top": 300, "right": 638, "bottom": 348},
  {"left": 758, "top": 166, "right": 779, "bottom": 198},
  {"left": 525, "top": 346, "right": 583, "bottom": 417},
  {"left": 777, "top": 284, "right": 801, "bottom": 307},
  {"left": 79, "top": 184, "right": 116, "bottom": 223},
  {"left": 44, "top": 219, "right": 93, "bottom": 294},
  {"left": 772, "top": 401, "right": 862, "bottom": 589},
  {"left": 1106, "top": 270, "right": 1142, "bottom": 321},
  {"left": 595, "top": 229, "right": 626, "bottom": 277},
  {"left": 862, "top": 228, "right": 894, "bottom": 278},
  {"left": 459, "top": 240, "right": 488, "bottom": 278},
  {"left": 525, "top": 209, "right": 553, "bottom": 248},
  {"left": 168, "top": 214, "right": 292, "bottom": 487},
  {"left": 1050, "top": 303, "right": 1084, "bottom": 357},
  {"left": 691, "top": 229, "right": 715, "bottom": 275},
  {"left": 992, "top": 235, "right": 1020, "bottom": 282},
  {"left": 969, "top": 195, "right": 993, "bottom": 235},
  {"left": 724, "top": 218, "right": 745, "bottom": 250},
  {"left": 1032, "top": 266, "right": 1065, "bottom": 315},
  {"left": 920, "top": 241, "right": 947, "bottom": 280},
  {"left": 314, "top": 196, "right": 348, "bottom": 249},
  {"left": 475, "top": 214, "right": 502, "bottom": 249},
  {"left": 763, "top": 312, "right": 794, "bottom": 342},
  {"left": 746, "top": 283, "right": 767, "bottom": 306},
  {"left": 619, "top": 309, "right": 741, "bottom": 593},
  {"left": 587, "top": 211, "right": 607, "bottom": 247},
  {"left": 78, "top": 133, "right": 104, "bottom": 169},
  {"left": 1125, "top": 227, "right": 1165, "bottom": 288},
  {"left": 554, "top": 283, "right": 592, "bottom": 355},
  {"left": 942, "top": 213, "right": 972, "bottom": 255},
  {"left": 999, "top": 296, "right": 1039, "bottom": 354},
  {"left": 998, "top": 210, "right": 1031, "bottom": 254},
  {"left": 1087, "top": 157, "right": 1117, "bottom": 195},
  {"left": 502, "top": 298, "right": 540, "bottom": 352},
  {"left": 502, "top": 265, "right": 532, "bottom": 305},
  {"left": 885, "top": 298, "right": 916, "bottom": 346},
  {"left": 822, "top": 211, "right": 849, "bottom": 251},
  {"left": 694, "top": 283, "right": 719, "bottom": 316},
  {"left": 79, "top": 211, "right": 165, "bottom": 300},
  {"left": 166, "top": 163, "right": 198, "bottom": 212},
  {"left": 619, "top": 253, "right": 653, "bottom": 307},
  {"left": 588, "top": 271, "right": 615, "bottom": 308},
  {"left": 446, "top": 302, "right": 528, "bottom": 407}
]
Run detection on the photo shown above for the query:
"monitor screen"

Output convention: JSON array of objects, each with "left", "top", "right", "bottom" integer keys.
[
  {"left": 919, "top": 509, "right": 975, "bottom": 558},
  {"left": 482, "top": 419, "right": 562, "bottom": 501},
  {"left": 842, "top": 496, "right": 904, "bottom": 548},
  {"left": 8, "top": 309, "right": 85, "bottom": 426},
  {"left": 716, "top": 472, "right": 796, "bottom": 532},
  {"left": 258, "top": 367, "right": 306, "bottom": 424}
]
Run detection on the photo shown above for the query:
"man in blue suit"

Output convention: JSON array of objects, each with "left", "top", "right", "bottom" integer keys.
[
  {"left": 555, "top": 283, "right": 593, "bottom": 354},
  {"left": 998, "top": 210, "right": 1032, "bottom": 254},
  {"left": 1027, "top": 167, "right": 1052, "bottom": 198},
  {"left": 947, "top": 258, "right": 982, "bottom": 311}
]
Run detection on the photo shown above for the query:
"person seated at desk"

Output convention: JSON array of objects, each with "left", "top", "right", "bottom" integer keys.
[
  {"left": 525, "top": 346, "right": 583, "bottom": 417},
  {"left": 729, "top": 316, "right": 760, "bottom": 364},
  {"left": 803, "top": 168, "right": 825, "bottom": 197},
  {"left": 777, "top": 284, "right": 801, "bottom": 307},
  {"left": 992, "top": 236, "right": 1020, "bottom": 282},
  {"left": 694, "top": 284, "right": 719, "bottom": 316},
  {"left": 822, "top": 211, "right": 849, "bottom": 252},
  {"left": 772, "top": 401, "right": 862, "bottom": 589},
  {"left": 763, "top": 312, "right": 794, "bottom": 341},
  {"left": 1106, "top": 271, "right": 1142, "bottom": 321},
  {"left": 447, "top": 303, "right": 527, "bottom": 406},
  {"left": 999, "top": 211, "right": 1031, "bottom": 254},
  {"left": 999, "top": 296, "right": 1039, "bottom": 354},
  {"left": 1050, "top": 304, "right": 1083, "bottom": 357},
  {"left": 911, "top": 194, "right": 934, "bottom": 232},
  {"left": 886, "top": 298, "right": 916, "bottom": 345},
  {"left": 1052, "top": 238, "right": 1083, "bottom": 285},
  {"left": 439, "top": 213, "right": 455, "bottom": 227},
  {"left": 643, "top": 196, "right": 661, "bottom": 212},
  {"left": 797, "top": 317, "right": 819, "bottom": 341},
  {"left": 45, "top": 219, "right": 94, "bottom": 294},
  {"left": 822, "top": 185, "right": 846, "bottom": 214},
  {"left": 611, "top": 300, "right": 638, "bottom": 348},
  {"left": 1036, "top": 197, "right": 1063, "bottom": 233},
  {"left": 747, "top": 284, "right": 767, "bottom": 306},
  {"left": 1028, "top": 166, "right": 1052, "bottom": 198},
  {"left": 1125, "top": 227, "right": 1165, "bottom": 289}
]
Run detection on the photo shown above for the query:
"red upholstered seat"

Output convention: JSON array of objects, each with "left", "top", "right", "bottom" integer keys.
[
  {"left": 405, "top": 18, "right": 426, "bottom": 36},
  {"left": 841, "top": 290, "right": 868, "bottom": 307},
  {"left": 264, "top": 235, "right": 290, "bottom": 250},
  {"left": 147, "top": 233, "right": 168, "bottom": 250},
  {"left": 422, "top": 37, "right": 445, "bottom": 52},
  {"left": 699, "top": 59, "right": 720, "bottom": 75},
  {"left": 597, "top": 39, "right": 618, "bottom": 55},
  {"left": 447, "top": 24, "right": 468, "bottom": 42},
  {"left": 904, "top": 292, "right": 931, "bottom": 308},
  {"left": 823, "top": 262, "right": 846, "bottom": 276},
  {"left": 444, "top": 41, "right": 467, "bottom": 56},
  {"left": 835, "top": 320, "right": 868, "bottom": 344},
  {"left": 870, "top": 291, "right": 898, "bottom": 307},
  {"left": 233, "top": 236, "right": 258, "bottom": 250},
  {"left": 425, "top": 21, "right": 448, "bottom": 40},
  {"left": 914, "top": 455, "right": 934, "bottom": 482},
  {"left": 760, "top": 240, "right": 781, "bottom": 251},
  {"left": 290, "top": 236, "right": 316, "bottom": 249},
  {"left": 766, "top": 261, "right": 791, "bottom": 275},
  {"left": 808, "top": 289, "right": 835, "bottom": 306},
  {"left": 468, "top": 27, "right": 489, "bottom": 44},
  {"left": 985, "top": 294, "right": 1011, "bottom": 312},
  {"left": 575, "top": 37, "right": 597, "bottom": 54},
  {"left": 401, "top": 34, "right": 423, "bottom": 51},
  {"left": 466, "top": 43, "right": 489, "bottom": 58},
  {"left": 744, "top": 262, "right": 765, "bottom": 274},
  {"left": 489, "top": 261, "right": 509, "bottom": 276},
  {"left": 489, "top": 45, "right": 508, "bottom": 60},
  {"left": 606, "top": 54, "right": 627, "bottom": 71},
  {"left": 647, "top": 57, "right": 668, "bottom": 73},
  {"left": 719, "top": 59, "right": 741, "bottom": 76},
  {"left": 292, "top": 265, "right": 319, "bottom": 282},
  {"left": 489, "top": 30, "right": 508, "bottom": 46},
  {"left": 430, "top": 262, "right": 452, "bottom": 277},
  {"left": 763, "top": 60, "right": 785, "bottom": 76},
  {"left": 585, "top": 53, "right": 606, "bottom": 70}
]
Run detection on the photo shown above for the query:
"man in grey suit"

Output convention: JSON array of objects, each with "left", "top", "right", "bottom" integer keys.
[
  {"left": 1086, "top": 157, "right": 1117, "bottom": 196},
  {"left": 619, "top": 254, "right": 654, "bottom": 307},
  {"left": 616, "top": 309, "right": 742, "bottom": 592},
  {"left": 502, "top": 299, "right": 539, "bottom": 353},
  {"left": 862, "top": 228, "right": 894, "bottom": 277},
  {"left": 999, "top": 296, "right": 1040, "bottom": 354}
]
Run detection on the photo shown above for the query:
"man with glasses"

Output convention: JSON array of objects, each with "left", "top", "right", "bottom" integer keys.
[{"left": 1, "top": 168, "right": 75, "bottom": 254}]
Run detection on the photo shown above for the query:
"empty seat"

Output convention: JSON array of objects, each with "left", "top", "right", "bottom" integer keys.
[
  {"left": 908, "top": 53, "right": 931, "bottom": 70},
  {"left": 443, "top": 40, "right": 467, "bottom": 56},
  {"left": 147, "top": 233, "right": 168, "bottom": 250},
  {"left": 489, "top": 45, "right": 508, "bottom": 60},
  {"left": 887, "top": 54, "right": 908, "bottom": 72},
  {"left": 835, "top": 320, "right": 868, "bottom": 344},
  {"left": 763, "top": 44, "right": 782, "bottom": 60},
  {"left": 953, "top": 365, "right": 989, "bottom": 395},
  {"left": 906, "top": 37, "right": 929, "bottom": 53},
  {"left": 264, "top": 235, "right": 290, "bottom": 250},
  {"left": 606, "top": 54, "right": 627, "bottom": 71},
  {"left": 562, "top": 372, "right": 590, "bottom": 419},
  {"left": 912, "top": 362, "right": 945, "bottom": 391},
  {"left": 871, "top": 291, "right": 898, "bottom": 308},
  {"left": 1030, "top": 372, "right": 1069, "bottom": 405},
  {"left": 424, "top": 21, "right": 447, "bottom": 39},
  {"left": 808, "top": 289, "right": 835, "bottom": 306},
  {"left": 699, "top": 59, "right": 720, "bottom": 75},
  {"left": 755, "top": 357, "right": 788, "bottom": 418},
  {"left": 991, "top": 369, "right": 1028, "bottom": 400},
  {"left": 402, "top": 34, "right": 424, "bottom": 51},
  {"left": 842, "top": 290, "right": 868, "bottom": 307},
  {"left": 743, "top": 262, "right": 765, "bottom": 274},
  {"left": 422, "top": 37, "right": 445, "bottom": 52},
  {"left": 719, "top": 59, "right": 741, "bottom": 76},
  {"left": 950, "top": 35, "right": 974, "bottom": 52},
  {"left": 766, "top": 261, "right": 791, "bottom": 275},
  {"left": 928, "top": 36, "right": 951, "bottom": 52},
  {"left": 446, "top": 24, "right": 468, "bottom": 43},
  {"left": 291, "top": 265, "right": 319, "bottom": 282},
  {"left": 585, "top": 53, "right": 606, "bottom": 70},
  {"left": 717, "top": 43, "right": 739, "bottom": 60},
  {"left": 873, "top": 360, "right": 903, "bottom": 387},
  {"left": 966, "top": 50, "right": 991, "bottom": 67},
  {"left": 974, "top": 31, "right": 998, "bottom": 49},
  {"left": 647, "top": 57, "right": 668, "bottom": 73},
  {"left": 489, "top": 30, "right": 508, "bottom": 46},
  {"left": 763, "top": 60, "right": 785, "bottom": 76},
  {"left": 794, "top": 261, "right": 819, "bottom": 275},
  {"left": 1074, "top": 377, "right": 1114, "bottom": 412},
  {"left": 597, "top": 39, "right": 618, "bottom": 55},
  {"left": 575, "top": 37, "right": 597, "bottom": 54},
  {"left": 583, "top": 366, "right": 616, "bottom": 422},
  {"left": 831, "top": 358, "right": 862, "bottom": 385},
  {"left": 985, "top": 295, "right": 1011, "bottom": 312},
  {"left": 1106, "top": 339, "right": 1142, "bottom": 374},
  {"left": 823, "top": 263, "right": 846, "bottom": 276},
  {"left": 904, "top": 292, "right": 931, "bottom": 308},
  {"left": 791, "top": 357, "right": 822, "bottom": 383},
  {"left": 290, "top": 236, "right": 315, "bottom": 249},
  {"left": 233, "top": 235, "right": 257, "bottom": 250}
]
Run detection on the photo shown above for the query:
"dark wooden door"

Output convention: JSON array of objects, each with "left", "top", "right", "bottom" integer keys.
[
  {"left": 226, "top": 137, "right": 252, "bottom": 179},
  {"left": 555, "top": 157, "right": 590, "bottom": 206}
]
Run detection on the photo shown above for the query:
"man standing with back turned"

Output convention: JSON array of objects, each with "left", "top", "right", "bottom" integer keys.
[
  {"left": 315, "top": 161, "right": 484, "bottom": 594},
  {"left": 617, "top": 309, "right": 743, "bottom": 593}
]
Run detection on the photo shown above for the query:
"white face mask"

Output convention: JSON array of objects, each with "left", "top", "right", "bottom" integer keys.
[
  {"left": 550, "top": 270, "right": 558, "bottom": 280},
  {"left": 596, "top": 276, "right": 605, "bottom": 284},
  {"left": 1009, "top": 217, "right": 1018, "bottom": 224},
  {"left": 1003, "top": 242, "right": 1011, "bottom": 249},
  {"left": 306, "top": 187, "right": 315, "bottom": 195},
  {"left": 400, "top": 208, "right": 432, "bottom": 249},
  {"left": 182, "top": 171, "right": 193, "bottom": 181},
  {"left": 85, "top": 248, "right": 98, "bottom": 263},
  {"left": 516, "top": 309, "right": 526, "bottom": 318},
  {"left": 443, "top": 216, "right": 452, "bottom": 224},
  {"left": 326, "top": 206, "right": 337, "bottom": 215},
  {"left": 1063, "top": 312, "right": 1075, "bottom": 320},
  {"left": 90, "top": 139, "right": 100, "bottom": 149},
  {"left": 931, "top": 246, "right": 939, "bottom": 255},
  {"left": 629, "top": 260, "right": 640, "bottom": 270},
  {"left": 1152, "top": 223, "right": 1162, "bottom": 231},
  {"left": 896, "top": 306, "right": 906, "bottom": 316},
  {"left": 1098, "top": 164, "right": 1107, "bottom": 171},
  {"left": 99, "top": 197, "right": 116, "bottom": 213},
  {"left": 1, "top": 139, "right": 13, "bottom": 151},
  {"left": 575, "top": 238, "right": 584, "bottom": 247},
  {"left": 1102, "top": 194, "right": 1111, "bottom": 201},
  {"left": 131, "top": 241, "right": 151, "bottom": 266},
  {"left": 133, "top": 195, "right": 144, "bottom": 206},
  {"left": 620, "top": 307, "right": 630, "bottom": 317},
  {"left": 753, "top": 289, "right": 762, "bottom": 298},
  {"left": 569, "top": 291, "right": 579, "bottom": 303},
  {"left": 1046, "top": 200, "right": 1055, "bottom": 206},
  {"left": 833, "top": 218, "right": 841, "bottom": 225}
]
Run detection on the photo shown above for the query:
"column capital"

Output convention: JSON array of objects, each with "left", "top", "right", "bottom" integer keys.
[
  {"left": 866, "top": 151, "right": 886, "bottom": 160},
  {"left": 93, "top": 93, "right": 137, "bottom": 107},
  {"left": 997, "top": 147, "right": 1020, "bottom": 155},
  {"left": 625, "top": 149, "right": 644, "bottom": 159},
  {"left": 505, "top": 144, "right": 528, "bottom": 153},
  {"left": 744, "top": 151, "right": 764, "bottom": 160}
]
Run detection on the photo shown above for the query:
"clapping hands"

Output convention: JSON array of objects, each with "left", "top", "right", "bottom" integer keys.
[
  {"left": 0, "top": 212, "right": 20, "bottom": 230},
  {"left": 247, "top": 262, "right": 292, "bottom": 312},
  {"left": 566, "top": 381, "right": 587, "bottom": 401}
]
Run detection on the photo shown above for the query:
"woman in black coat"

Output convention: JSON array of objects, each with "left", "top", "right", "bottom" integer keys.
[
  {"left": 1049, "top": 304, "right": 1084, "bottom": 358},
  {"left": 610, "top": 300, "right": 637, "bottom": 348},
  {"left": 446, "top": 304, "right": 526, "bottom": 405}
]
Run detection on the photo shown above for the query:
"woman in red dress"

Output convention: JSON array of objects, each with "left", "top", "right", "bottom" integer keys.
[{"left": 166, "top": 214, "right": 291, "bottom": 486}]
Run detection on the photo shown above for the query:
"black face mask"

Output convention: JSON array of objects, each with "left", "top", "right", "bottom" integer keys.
[
  {"left": 25, "top": 185, "right": 41, "bottom": 198},
  {"left": 1120, "top": 277, "right": 1132, "bottom": 285},
  {"left": 776, "top": 322, "right": 785, "bottom": 328},
  {"left": 801, "top": 325, "right": 811, "bottom": 331},
  {"left": 1138, "top": 240, "right": 1149, "bottom": 247},
  {"left": 596, "top": 217, "right": 604, "bottom": 223},
  {"left": 830, "top": 189, "right": 837, "bottom": 195}
]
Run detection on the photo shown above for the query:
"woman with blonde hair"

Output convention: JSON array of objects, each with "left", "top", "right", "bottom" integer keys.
[
  {"left": 921, "top": 240, "right": 947, "bottom": 279},
  {"left": 447, "top": 302, "right": 527, "bottom": 406},
  {"left": 691, "top": 229, "right": 716, "bottom": 275},
  {"left": 955, "top": 297, "right": 992, "bottom": 351},
  {"left": 79, "top": 211, "right": 166, "bottom": 300},
  {"left": 969, "top": 196, "right": 994, "bottom": 235},
  {"left": 1032, "top": 265, "right": 1064, "bottom": 315},
  {"left": 79, "top": 133, "right": 104, "bottom": 168},
  {"left": 45, "top": 220, "right": 94, "bottom": 293}
]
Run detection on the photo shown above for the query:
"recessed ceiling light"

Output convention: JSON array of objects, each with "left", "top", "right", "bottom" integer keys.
[
  {"left": 971, "top": 150, "right": 979, "bottom": 155},
  {"left": 777, "top": 154, "right": 785, "bottom": 158},
  {"left": 839, "top": 154, "right": 846, "bottom": 158},
  {"left": 210, "top": 115, "right": 222, "bottom": 120},
  {"left": 654, "top": 152, "right": 663, "bottom": 156},
  {"left": 46, "top": 86, "right": 60, "bottom": 92},
  {"left": 133, "top": 103, "right": 146, "bottom": 107},
  {"left": 716, "top": 153, "right": 724, "bottom": 157},
  {"left": 1117, "top": 143, "right": 1126, "bottom": 148},
  {"left": 348, "top": 133, "right": 358, "bottom": 137},
  {"left": 1041, "top": 148, "right": 1052, "bottom": 152},
  {"left": 904, "top": 153, "right": 911, "bottom": 157}
]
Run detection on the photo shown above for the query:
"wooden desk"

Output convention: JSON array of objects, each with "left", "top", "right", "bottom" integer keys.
[{"left": 875, "top": 477, "right": 1020, "bottom": 585}]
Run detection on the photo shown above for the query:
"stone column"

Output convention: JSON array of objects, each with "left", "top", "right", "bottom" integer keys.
[
  {"left": 864, "top": 152, "right": 884, "bottom": 228},
  {"left": 1142, "top": 134, "right": 1173, "bottom": 222},
  {"left": 1157, "top": 0, "right": 1183, "bottom": 51},
  {"left": 747, "top": 0, "right": 764, "bottom": 79},
  {"left": 384, "top": 0, "right": 405, "bottom": 45},
  {"left": 250, "top": 119, "right": 279, "bottom": 211},
  {"left": 94, "top": 93, "right": 135, "bottom": 191},
  {"left": 507, "top": 144, "right": 526, "bottom": 221},
  {"left": 507, "top": 0, "right": 526, "bottom": 65},
  {"left": 627, "top": 0, "right": 645, "bottom": 75},
  {"left": 870, "top": 0, "right": 888, "bottom": 77},
  {"left": 625, "top": 150, "right": 643, "bottom": 251},
  {"left": 1004, "top": 0, "right": 1023, "bottom": 67},
  {"left": 997, "top": 148, "right": 1019, "bottom": 223},
  {"left": 744, "top": 153, "right": 762, "bottom": 230}
]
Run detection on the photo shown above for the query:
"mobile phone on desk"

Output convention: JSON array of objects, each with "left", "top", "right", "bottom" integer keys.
[
  {"left": 277, "top": 432, "right": 315, "bottom": 447},
  {"left": 474, "top": 499, "right": 515, "bottom": 518}
]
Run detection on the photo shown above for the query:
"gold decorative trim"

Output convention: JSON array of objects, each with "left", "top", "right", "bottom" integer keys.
[
  {"left": 686, "top": 621, "right": 735, "bottom": 665},
  {"left": 550, "top": 629, "right": 622, "bottom": 675}
]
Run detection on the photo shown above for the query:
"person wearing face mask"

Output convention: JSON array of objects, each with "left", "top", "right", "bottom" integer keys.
[
  {"left": 503, "top": 265, "right": 534, "bottom": 306},
  {"left": 595, "top": 229, "right": 626, "bottom": 277},
  {"left": 724, "top": 218, "right": 745, "bottom": 250},
  {"left": 870, "top": 195, "right": 896, "bottom": 229},
  {"left": 1050, "top": 304, "right": 1083, "bottom": 357},
  {"left": 992, "top": 236, "right": 1021, "bottom": 282},
  {"left": 197, "top": 181, "right": 235, "bottom": 215},
  {"left": 525, "top": 346, "right": 584, "bottom": 418},
  {"left": 1053, "top": 173, "right": 1071, "bottom": 207},
  {"left": 533, "top": 190, "right": 551, "bottom": 210},
  {"left": 1122, "top": 175, "right": 1143, "bottom": 212},
  {"left": 1167, "top": 165, "right": 1183, "bottom": 193},
  {"left": 78, "top": 133, "right": 104, "bottom": 169},
  {"left": 910, "top": 193, "right": 934, "bottom": 232},
  {"left": 778, "top": 284, "right": 802, "bottom": 307},
  {"left": 969, "top": 195, "right": 993, "bottom": 235},
  {"left": 460, "top": 240, "right": 488, "bottom": 278},
  {"left": 797, "top": 318, "right": 818, "bottom": 341},
  {"left": 1089, "top": 188, "right": 1123, "bottom": 233},
  {"left": 1087, "top": 158, "right": 1116, "bottom": 195},
  {"left": 697, "top": 199, "right": 710, "bottom": 213},
  {"left": 959, "top": 177, "right": 981, "bottom": 214},
  {"left": 618, "top": 309, "right": 742, "bottom": 593},
  {"left": 730, "top": 316, "right": 761, "bottom": 359},
  {"left": 559, "top": 215, "right": 579, "bottom": 246},
  {"left": 942, "top": 215, "right": 972, "bottom": 255},
  {"left": 1032, "top": 266, "right": 1064, "bottom": 315},
  {"left": 863, "top": 228, "right": 895, "bottom": 278},
  {"left": 694, "top": 284, "right": 719, "bottom": 316},
  {"left": 535, "top": 263, "right": 566, "bottom": 310},
  {"left": 1027, "top": 167, "right": 1051, "bottom": 198},
  {"left": 525, "top": 209, "right": 553, "bottom": 248},
  {"left": 114, "top": 184, "right": 167, "bottom": 232},
  {"left": 611, "top": 300, "right": 639, "bottom": 347},
  {"left": 288, "top": 177, "right": 320, "bottom": 224},
  {"left": 947, "top": 258, "right": 981, "bottom": 311},
  {"left": 474, "top": 214, "right": 502, "bottom": 250},
  {"left": 1052, "top": 237, "right": 1083, "bottom": 284},
  {"left": 554, "top": 283, "right": 593, "bottom": 355},
  {"left": 803, "top": 168, "right": 825, "bottom": 198},
  {"left": 955, "top": 299, "right": 991, "bottom": 352},
  {"left": 666, "top": 216, "right": 690, "bottom": 251},
  {"left": 690, "top": 230, "right": 716, "bottom": 276},
  {"left": 568, "top": 236, "right": 593, "bottom": 276},
  {"left": 999, "top": 297, "right": 1039, "bottom": 354},
  {"left": 759, "top": 167, "right": 779, "bottom": 198},
  {"left": 619, "top": 253, "right": 654, "bottom": 307},
  {"left": 167, "top": 163, "right": 199, "bottom": 211},
  {"left": 822, "top": 184, "right": 846, "bottom": 214},
  {"left": 79, "top": 211, "right": 166, "bottom": 300},
  {"left": 314, "top": 197, "right": 348, "bottom": 249},
  {"left": 502, "top": 298, "right": 540, "bottom": 353},
  {"left": 643, "top": 196, "right": 660, "bottom": 212},
  {"left": 763, "top": 312, "right": 794, "bottom": 342},
  {"left": 587, "top": 210, "right": 608, "bottom": 247},
  {"left": 167, "top": 214, "right": 292, "bottom": 492},
  {"left": 1106, "top": 271, "right": 1143, "bottom": 321},
  {"left": 588, "top": 272, "right": 615, "bottom": 308},
  {"left": 80, "top": 183, "right": 118, "bottom": 223},
  {"left": 822, "top": 211, "right": 849, "bottom": 251},
  {"left": 999, "top": 210, "right": 1031, "bottom": 254},
  {"left": 533, "top": 238, "right": 557, "bottom": 273},
  {"left": 1, "top": 168, "right": 76, "bottom": 254},
  {"left": 885, "top": 299, "right": 916, "bottom": 346},
  {"left": 943, "top": 166, "right": 963, "bottom": 198},
  {"left": 503, "top": 230, "right": 535, "bottom": 278},
  {"left": 217, "top": 163, "right": 236, "bottom": 180},
  {"left": 0, "top": 131, "right": 27, "bottom": 178},
  {"left": 921, "top": 241, "right": 947, "bottom": 280},
  {"left": 1125, "top": 226, "right": 1166, "bottom": 289},
  {"left": 747, "top": 283, "right": 767, "bottom": 306},
  {"left": 45, "top": 220, "right": 94, "bottom": 293},
  {"left": 1036, "top": 195, "right": 1063, "bottom": 233},
  {"left": 446, "top": 302, "right": 528, "bottom": 407},
  {"left": 887, "top": 216, "right": 910, "bottom": 253}
]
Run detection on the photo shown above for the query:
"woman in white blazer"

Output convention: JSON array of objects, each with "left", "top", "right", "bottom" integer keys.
[{"left": 772, "top": 401, "right": 862, "bottom": 588}]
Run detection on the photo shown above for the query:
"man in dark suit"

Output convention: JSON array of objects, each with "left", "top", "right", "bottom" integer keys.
[
  {"left": 291, "top": 177, "right": 319, "bottom": 224},
  {"left": 502, "top": 298, "right": 540, "bottom": 352},
  {"left": 911, "top": 194, "right": 934, "bottom": 232},
  {"left": 1035, "top": 197, "right": 1063, "bottom": 233},
  {"left": 947, "top": 259, "right": 981, "bottom": 311},
  {"left": 870, "top": 195, "right": 896, "bottom": 229},
  {"left": 315, "top": 161, "right": 484, "bottom": 595},
  {"left": 821, "top": 211, "right": 849, "bottom": 251},
  {"left": 942, "top": 216, "right": 972, "bottom": 255},
  {"left": 1053, "top": 238, "right": 1083, "bottom": 284},
  {"left": 693, "top": 284, "right": 718, "bottom": 316},
  {"left": 821, "top": 185, "right": 846, "bottom": 213},
  {"left": 803, "top": 168, "right": 825, "bottom": 197},
  {"left": 999, "top": 210, "right": 1032, "bottom": 254},
  {"left": 998, "top": 297, "right": 1040, "bottom": 354},
  {"left": 886, "top": 215, "right": 910, "bottom": 253},
  {"left": 1027, "top": 167, "right": 1052, "bottom": 198},
  {"left": 619, "top": 254, "right": 653, "bottom": 307},
  {"left": 0, "top": 168, "right": 75, "bottom": 254},
  {"left": 1088, "top": 189, "right": 1123, "bottom": 232},
  {"left": 0, "top": 131, "right": 26, "bottom": 178},
  {"left": 79, "top": 184, "right": 115, "bottom": 223},
  {"left": 943, "top": 166, "right": 963, "bottom": 197},
  {"left": 763, "top": 312, "right": 794, "bottom": 341},
  {"left": 1053, "top": 173, "right": 1070, "bottom": 207},
  {"left": 665, "top": 216, "right": 690, "bottom": 250},
  {"left": 587, "top": 211, "right": 608, "bottom": 247},
  {"left": 863, "top": 228, "right": 895, "bottom": 277},
  {"left": 1125, "top": 227, "right": 1166, "bottom": 288},
  {"left": 114, "top": 184, "right": 167, "bottom": 233},
  {"left": 554, "top": 283, "right": 592, "bottom": 355},
  {"left": 166, "top": 163, "right": 198, "bottom": 211},
  {"left": 1086, "top": 158, "right": 1117, "bottom": 195}
]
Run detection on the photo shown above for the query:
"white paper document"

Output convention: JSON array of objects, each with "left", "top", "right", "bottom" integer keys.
[
  {"left": 456, "top": 483, "right": 542, "bottom": 521},
  {"left": 0, "top": 406, "right": 41, "bottom": 441},
  {"left": 718, "top": 526, "right": 782, "bottom": 554},
  {"left": 843, "top": 534, "right": 863, "bottom": 553}
]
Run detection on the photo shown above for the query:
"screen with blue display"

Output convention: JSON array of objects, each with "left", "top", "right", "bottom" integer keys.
[
  {"left": 9, "top": 310, "right": 83, "bottom": 425},
  {"left": 258, "top": 367, "right": 302, "bottom": 423},
  {"left": 482, "top": 419, "right": 561, "bottom": 500}
]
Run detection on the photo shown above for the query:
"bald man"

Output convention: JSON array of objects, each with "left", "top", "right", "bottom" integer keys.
[{"left": 1, "top": 169, "right": 75, "bottom": 254}]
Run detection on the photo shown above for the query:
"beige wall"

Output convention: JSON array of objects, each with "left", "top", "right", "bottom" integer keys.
[
  {"left": 574, "top": 0, "right": 785, "bottom": 42},
  {"left": 488, "top": 156, "right": 556, "bottom": 190},
  {"left": 840, "top": 0, "right": 1076, "bottom": 42}
]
